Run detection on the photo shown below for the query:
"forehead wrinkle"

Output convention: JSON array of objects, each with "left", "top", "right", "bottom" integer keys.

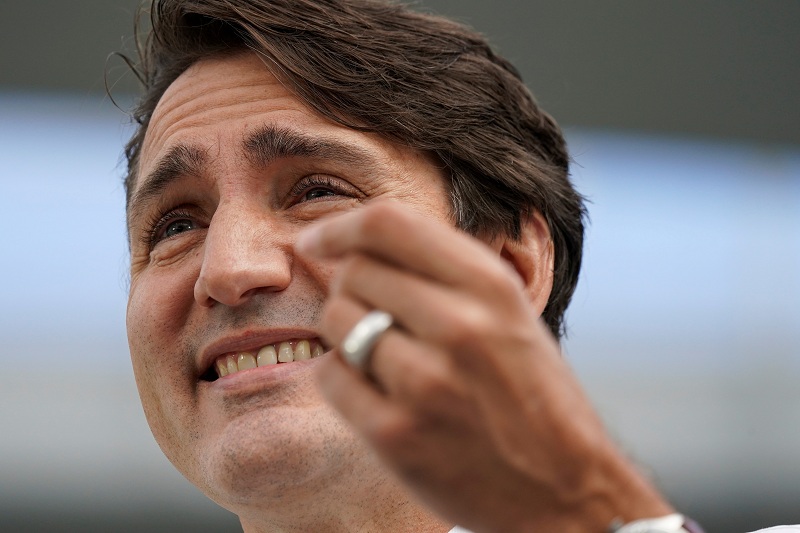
[
  {"left": 142, "top": 82, "right": 275, "bottom": 165},
  {"left": 242, "top": 124, "right": 383, "bottom": 176},
  {"left": 128, "top": 144, "right": 208, "bottom": 222}
]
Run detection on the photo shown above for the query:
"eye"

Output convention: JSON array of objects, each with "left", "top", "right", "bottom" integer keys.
[
  {"left": 144, "top": 208, "right": 200, "bottom": 249},
  {"left": 302, "top": 187, "right": 337, "bottom": 201},
  {"left": 290, "top": 175, "right": 362, "bottom": 205},
  {"left": 164, "top": 218, "right": 196, "bottom": 238}
]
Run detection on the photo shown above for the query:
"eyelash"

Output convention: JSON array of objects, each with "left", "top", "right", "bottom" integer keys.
[
  {"left": 289, "top": 174, "right": 358, "bottom": 202},
  {"left": 143, "top": 208, "right": 196, "bottom": 249}
]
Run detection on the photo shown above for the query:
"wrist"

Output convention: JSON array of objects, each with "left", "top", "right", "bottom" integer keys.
[
  {"left": 517, "top": 441, "right": 675, "bottom": 533},
  {"left": 581, "top": 442, "right": 675, "bottom": 531}
]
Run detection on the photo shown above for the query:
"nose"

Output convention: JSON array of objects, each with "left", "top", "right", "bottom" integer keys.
[{"left": 194, "top": 204, "right": 292, "bottom": 307}]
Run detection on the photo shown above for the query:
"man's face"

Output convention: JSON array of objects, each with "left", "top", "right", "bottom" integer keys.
[{"left": 126, "top": 52, "right": 452, "bottom": 508}]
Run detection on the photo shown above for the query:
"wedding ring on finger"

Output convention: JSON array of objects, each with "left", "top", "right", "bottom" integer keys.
[{"left": 341, "top": 310, "right": 394, "bottom": 371}]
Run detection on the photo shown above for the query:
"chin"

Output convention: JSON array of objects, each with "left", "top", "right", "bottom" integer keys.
[{"left": 190, "top": 402, "right": 364, "bottom": 508}]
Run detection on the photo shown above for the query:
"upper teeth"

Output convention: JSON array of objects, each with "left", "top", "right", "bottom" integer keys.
[{"left": 214, "top": 339, "right": 324, "bottom": 378}]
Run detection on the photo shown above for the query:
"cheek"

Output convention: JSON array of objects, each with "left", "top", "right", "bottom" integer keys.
[
  {"left": 127, "top": 268, "right": 194, "bottom": 377},
  {"left": 126, "top": 266, "right": 197, "bottom": 447}
]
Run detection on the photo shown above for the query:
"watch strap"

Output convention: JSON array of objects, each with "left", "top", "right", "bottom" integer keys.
[{"left": 609, "top": 513, "right": 706, "bottom": 533}]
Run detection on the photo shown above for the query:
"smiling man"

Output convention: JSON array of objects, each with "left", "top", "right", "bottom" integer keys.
[
  {"left": 127, "top": 52, "right": 457, "bottom": 531},
  {"left": 122, "top": 1, "right": 688, "bottom": 532}
]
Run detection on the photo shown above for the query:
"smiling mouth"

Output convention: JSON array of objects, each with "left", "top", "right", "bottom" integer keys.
[{"left": 200, "top": 338, "right": 326, "bottom": 382}]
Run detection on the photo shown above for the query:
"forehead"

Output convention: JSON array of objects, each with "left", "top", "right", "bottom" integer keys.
[
  {"left": 138, "top": 52, "right": 302, "bottom": 178},
  {"left": 129, "top": 52, "right": 446, "bottom": 226},
  {"left": 134, "top": 52, "right": 431, "bottom": 192}
]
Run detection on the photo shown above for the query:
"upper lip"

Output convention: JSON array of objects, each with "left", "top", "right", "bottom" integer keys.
[{"left": 197, "top": 328, "right": 322, "bottom": 377}]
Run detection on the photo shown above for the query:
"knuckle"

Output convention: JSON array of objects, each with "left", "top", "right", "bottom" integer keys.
[
  {"left": 338, "top": 254, "right": 370, "bottom": 283},
  {"left": 361, "top": 203, "right": 392, "bottom": 234},
  {"left": 334, "top": 254, "right": 377, "bottom": 298},
  {"left": 439, "top": 303, "right": 494, "bottom": 348},
  {"left": 368, "top": 412, "right": 417, "bottom": 451},
  {"left": 483, "top": 262, "right": 521, "bottom": 297},
  {"left": 409, "top": 371, "right": 451, "bottom": 403},
  {"left": 360, "top": 202, "right": 410, "bottom": 239}
]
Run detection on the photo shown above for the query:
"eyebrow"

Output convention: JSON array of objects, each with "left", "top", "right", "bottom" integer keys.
[
  {"left": 128, "top": 126, "right": 384, "bottom": 226},
  {"left": 243, "top": 124, "right": 382, "bottom": 172},
  {"left": 127, "top": 144, "right": 207, "bottom": 221}
]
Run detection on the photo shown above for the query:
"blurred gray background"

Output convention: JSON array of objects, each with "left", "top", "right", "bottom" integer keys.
[{"left": 0, "top": 1, "right": 798, "bottom": 532}]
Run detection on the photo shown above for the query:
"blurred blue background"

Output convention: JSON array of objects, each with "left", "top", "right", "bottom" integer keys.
[{"left": 0, "top": 1, "right": 798, "bottom": 531}]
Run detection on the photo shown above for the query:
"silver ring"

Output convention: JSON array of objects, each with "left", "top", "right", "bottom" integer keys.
[{"left": 341, "top": 310, "right": 394, "bottom": 370}]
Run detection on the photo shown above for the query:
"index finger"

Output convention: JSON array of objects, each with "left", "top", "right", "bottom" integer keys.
[{"left": 295, "top": 201, "right": 520, "bottom": 290}]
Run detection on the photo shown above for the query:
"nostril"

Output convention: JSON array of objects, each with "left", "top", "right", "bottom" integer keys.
[
  {"left": 193, "top": 277, "right": 214, "bottom": 307},
  {"left": 194, "top": 273, "right": 257, "bottom": 308},
  {"left": 194, "top": 243, "right": 294, "bottom": 307}
]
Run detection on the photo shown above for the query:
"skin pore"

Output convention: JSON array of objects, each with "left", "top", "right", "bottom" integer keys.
[{"left": 125, "top": 51, "right": 454, "bottom": 532}]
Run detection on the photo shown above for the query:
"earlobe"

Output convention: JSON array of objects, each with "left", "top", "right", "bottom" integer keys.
[{"left": 497, "top": 211, "right": 554, "bottom": 315}]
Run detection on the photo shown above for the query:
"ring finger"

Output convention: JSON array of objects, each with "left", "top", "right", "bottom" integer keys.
[{"left": 322, "top": 294, "right": 459, "bottom": 408}]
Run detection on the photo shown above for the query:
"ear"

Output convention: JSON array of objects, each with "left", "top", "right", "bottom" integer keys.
[{"left": 486, "top": 211, "right": 554, "bottom": 315}]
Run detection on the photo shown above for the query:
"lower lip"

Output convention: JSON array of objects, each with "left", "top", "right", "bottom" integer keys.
[{"left": 201, "top": 355, "right": 326, "bottom": 394}]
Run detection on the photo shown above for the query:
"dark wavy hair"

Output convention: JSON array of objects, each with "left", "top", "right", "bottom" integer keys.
[{"left": 121, "top": 0, "right": 586, "bottom": 338}]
